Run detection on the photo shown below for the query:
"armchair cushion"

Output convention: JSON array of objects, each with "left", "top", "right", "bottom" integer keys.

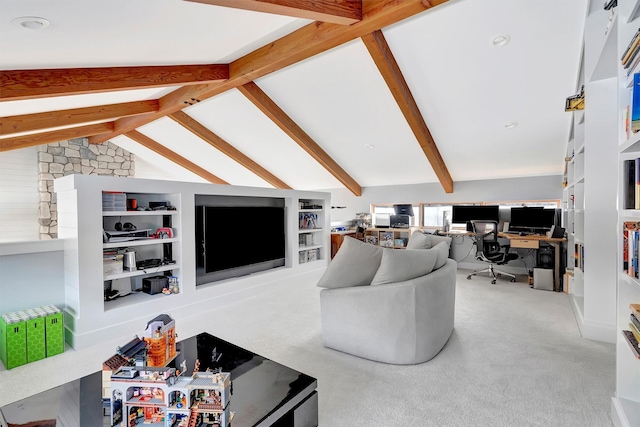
[
  {"left": 317, "top": 236, "right": 383, "bottom": 289},
  {"left": 433, "top": 241, "right": 449, "bottom": 270},
  {"left": 371, "top": 247, "right": 437, "bottom": 286},
  {"left": 406, "top": 231, "right": 432, "bottom": 249},
  {"left": 406, "top": 231, "right": 453, "bottom": 250},
  {"left": 427, "top": 233, "right": 453, "bottom": 248}
]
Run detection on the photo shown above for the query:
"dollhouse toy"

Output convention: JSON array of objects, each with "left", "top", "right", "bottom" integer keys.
[
  {"left": 103, "top": 314, "right": 232, "bottom": 426},
  {"left": 109, "top": 365, "right": 231, "bottom": 427}
]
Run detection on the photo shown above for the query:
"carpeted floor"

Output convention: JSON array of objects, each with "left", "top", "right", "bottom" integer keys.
[
  {"left": 201, "top": 269, "right": 616, "bottom": 427},
  {"left": 0, "top": 269, "right": 615, "bottom": 426}
]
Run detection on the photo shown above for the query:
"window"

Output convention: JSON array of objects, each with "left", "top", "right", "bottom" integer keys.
[{"left": 370, "top": 200, "right": 559, "bottom": 229}]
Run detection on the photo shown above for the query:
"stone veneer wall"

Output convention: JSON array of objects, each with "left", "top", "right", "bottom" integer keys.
[{"left": 37, "top": 138, "right": 135, "bottom": 239}]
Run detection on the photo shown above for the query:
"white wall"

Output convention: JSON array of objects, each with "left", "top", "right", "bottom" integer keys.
[
  {"left": 0, "top": 147, "right": 39, "bottom": 242},
  {"left": 0, "top": 240, "right": 65, "bottom": 315},
  {"left": 326, "top": 175, "right": 563, "bottom": 223},
  {"left": 133, "top": 156, "right": 209, "bottom": 183}
]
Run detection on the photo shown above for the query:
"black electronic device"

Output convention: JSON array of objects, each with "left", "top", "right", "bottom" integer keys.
[
  {"left": 195, "top": 196, "right": 286, "bottom": 285},
  {"left": 549, "top": 225, "right": 565, "bottom": 238},
  {"left": 537, "top": 245, "right": 555, "bottom": 269},
  {"left": 390, "top": 214, "right": 410, "bottom": 228},
  {"left": 451, "top": 205, "right": 499, "bottom": 224},
  {"left": 509, "top": 207, "right": 556, "bottom": 233},
  {"left": 393, "top": 204, "right": 414, "bottom": 216},
  {"left": 115, "top": 221, "right": 136, "bottom": 232}
]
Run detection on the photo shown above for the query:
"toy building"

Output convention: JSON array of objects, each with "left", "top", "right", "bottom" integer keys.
[
  {"left": 142, "top": 314, "right": 177, "bottom": 367},
  {"left": 109, "top": 365, "right": 231, "bottom": 427},
  {"left": 102, "top": 314, "right": 178, "bottom": 400}
]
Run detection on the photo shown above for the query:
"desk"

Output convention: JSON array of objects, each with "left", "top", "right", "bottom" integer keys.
[
  {"left": 499, "top": 233, "right": 566, "bottom": 292},
  {"left": 444, "top": 230, "right": 566, "bottom": 291}
]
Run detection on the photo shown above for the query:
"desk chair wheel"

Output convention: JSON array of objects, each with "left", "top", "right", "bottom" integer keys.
[
  {"left": 510, "top": 278, "right": 516, "bottom": 282},
  {"left": 467, "top": 275, "right": 472, "bottom": 280},
  {"left": 491, "top": 280, "right": 496, "bottom": 284}
]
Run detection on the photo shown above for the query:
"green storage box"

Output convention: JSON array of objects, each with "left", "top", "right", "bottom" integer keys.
[
  {"left": 44, "top": 307, "right": 64, "bottom": 357},
  {"left": 0, "top": 315, "right": 27, "bottom": 370},
  {"left": 26, "top": 315, "right": 46, "bottom": 363}
]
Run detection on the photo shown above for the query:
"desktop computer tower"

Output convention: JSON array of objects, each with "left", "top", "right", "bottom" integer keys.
[{"left": 537, "top": 245, "right": 554, "bottom": 269}]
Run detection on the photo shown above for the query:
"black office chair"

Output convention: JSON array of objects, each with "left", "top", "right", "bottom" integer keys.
[{"left": 467, "top": 220, "right": 518, "bottom": 284}]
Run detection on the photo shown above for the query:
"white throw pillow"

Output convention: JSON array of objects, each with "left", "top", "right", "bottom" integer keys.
[
  {"left": 432, "top": 241, "right": 450, "bottom": 270},
  {"left": 426, "top": 234, "right": 452, "bottom": 248},
  {"left": 406, "top": 231, "right": 431, "bottom": 250},
  {"left": 370, "top": 248, "right": 438, "bottom": 286},
  {"left": 316, "top": 236, "right": 383, "bottom": 289}
]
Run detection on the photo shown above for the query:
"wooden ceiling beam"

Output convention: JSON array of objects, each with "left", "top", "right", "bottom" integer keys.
[
  {"left": 185, "top": 0, "right": 362, "bottom": 25},
  {"left": 0, "top": 64, "right": 229, "bottom": 101},
  {"left": 168, "top": 111, "right": 291, "bottom": 189},
  {"left": 125, "top": 130, "right": 228, "bottom": 185},
  {"left": 0, "top": 100, "right": 158, "bottom": 136},
  {"left": 361, "top": 30, "right": 453, "bottom": 193},
  {"left": 238, "top": 82, "right": 361, "bottom": 196},
  {"left": 0, "top": 123, "right": 113, "bottom": 152},
  {"left": 89, "top": 0, "right": 447, "bottom": 145}
]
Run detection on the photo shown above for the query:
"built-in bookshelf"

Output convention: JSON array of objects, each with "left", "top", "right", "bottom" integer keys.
[
  {"left": 55, "top": 174, "right": 330, "bottom": 350},
  {"left": 298, "top": 198, "right": 325, "bottom": 264},
  {"left": 614, "top": 1, "right": 640, "bottom": 426},
  {"left": 560, "top": 1, "right": 617, "bottom": 350},
  {"left": 364, "top": 228, "right": 410, "bottom": 249}
]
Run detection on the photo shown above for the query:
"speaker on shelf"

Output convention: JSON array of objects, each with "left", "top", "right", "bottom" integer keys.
[{"left": 537, "top": 245, "right": 554, "bottom": 269}]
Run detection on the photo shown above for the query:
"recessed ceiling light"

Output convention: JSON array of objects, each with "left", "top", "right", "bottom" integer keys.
[
  {"left": 504, "top": 121, "right": 518, "bottom": 129},
  {"left": 11, "top": 16, "right": 50, "bottom": 30},
  {"left": 365, "top": 144, "right": 375, "bottom": 149},
  {"left": 492, "top": 34, "right": 510, "bottom": 47}
]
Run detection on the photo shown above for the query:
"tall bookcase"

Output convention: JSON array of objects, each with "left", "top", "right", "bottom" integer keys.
[
  {"left": 562, "top": 2, "right": 618, "bottom": 345},
  {"left": 614, "top": 1, "right": 640, "bottom": 425}
]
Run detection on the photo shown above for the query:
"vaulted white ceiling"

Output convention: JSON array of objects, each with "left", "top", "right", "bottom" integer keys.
[{"left": 0, "top": 0, "right": 587, "bottom": 194}]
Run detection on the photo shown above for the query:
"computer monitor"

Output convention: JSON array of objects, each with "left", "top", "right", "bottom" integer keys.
[
  {"left": 509, "top": 207, "right": 556, "bottom": 232},
  {"left": 451, "top": 205, "right": 499, "bottom": 224},
  {"left": 393, "top": 204, "right": 414, "bottom": 216}
]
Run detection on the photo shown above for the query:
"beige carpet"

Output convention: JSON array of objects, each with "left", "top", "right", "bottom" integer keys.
[{"left": 0, "top": 269, "right": 615, "bottom": 426}]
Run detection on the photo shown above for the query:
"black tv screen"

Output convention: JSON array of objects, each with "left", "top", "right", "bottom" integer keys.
[
  {"left": 510, "top": 207, "right": 556, "bottom": 230},
  {"left": 451, "top": 205, "right": 499, "bottom": 224},
  {"left": 196, "top": 205, "right": 285, "bottom": 282}
]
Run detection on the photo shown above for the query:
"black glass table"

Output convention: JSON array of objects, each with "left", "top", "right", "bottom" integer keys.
[{"left": 0, "top": 333, "right": 318, "bottom": 427}]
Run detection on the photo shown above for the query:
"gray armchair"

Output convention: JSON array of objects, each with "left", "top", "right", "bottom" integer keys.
[{"left": 319, "top": 258, "right": 456, "bottom": 364}]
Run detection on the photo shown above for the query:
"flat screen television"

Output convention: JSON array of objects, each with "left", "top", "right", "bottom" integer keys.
[
  {"left": 451, "top": 205, "right": 499, "bottom": 224},
  {"left": 509, "top": 207, "right": 556, "bottom": 232},
  {"left": 195, "top": 201, "right": 286, "bottom": 285}
]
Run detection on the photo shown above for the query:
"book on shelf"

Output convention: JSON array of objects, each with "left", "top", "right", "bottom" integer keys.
[
  {"left": 626, "top": 48, "right": 640, "bottom": 77},
  {"left": 629, "top": 322, "right": 640, "bottom": 343},
  {"left": 622, "top": 29, "right": 640, "bottom": 65},
  {"left": 622, "top": 330, "right": 640, "bottom": 359},
  {"left": 631, "top": 313, "right": 640, "bottom": 331},
  {"left": 623, "top": 159, "right": 636, "bottom": 209},
  {"left": 630, "top": 303, "right": 640, "bottom": 318},
  {"left": 632, "top": 74, "right": 640, "bottom": 133},
  {"left": 574, "top": 242, "right": 584, "bottom": 271},
  {"left": 625, "top": 222, "right": 640, "bottom": 277}
]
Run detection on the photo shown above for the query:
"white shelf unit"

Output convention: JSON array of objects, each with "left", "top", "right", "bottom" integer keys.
[
  {"left": 614, "top": 2, "right": 640, "bottom": 426},
  {"left": 56, "top": 174, "right": 330, "bottom": 350},
  {"left": 562, "top": 2, "right": 618, "bottom": 345},
  {"left": 102, "top": 200, "right": 181, "bottom": 311},
  {"left": 298, "top": 198, "right": 326, "bottom": 265}
]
